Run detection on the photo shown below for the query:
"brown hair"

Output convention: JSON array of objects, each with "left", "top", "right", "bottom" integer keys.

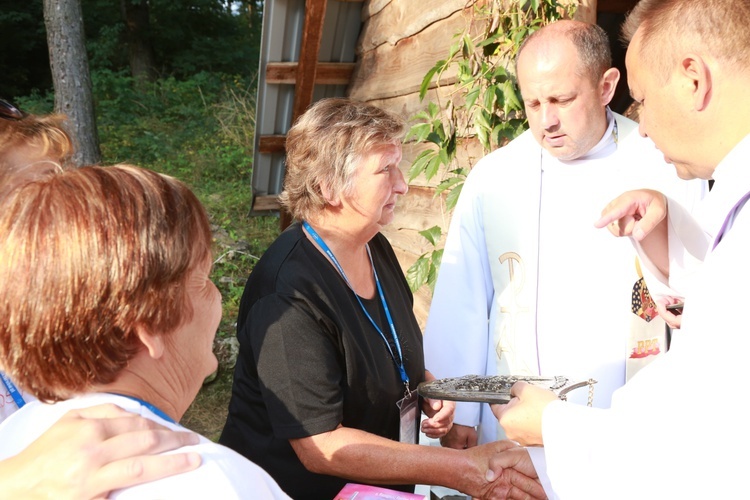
[
  {"left": 279, "top": 98, "right": 406, "bottom": 222},
  {"left": 0, "top": 164, "right": 212, "bottom": 401},
  {"left": 0, "top": 114, "right": 74, "bottom": 200},
  {"left": 622, "top": 0, "right": 750, "bottom": 81}
]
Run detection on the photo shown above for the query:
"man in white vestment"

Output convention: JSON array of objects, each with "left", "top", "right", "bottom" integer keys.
[
  {"left": 492, "top": 0, "right": 750, "bottom": 498},
  {"left": 423, "top": 18, "right": 706, "bottom": 460}
]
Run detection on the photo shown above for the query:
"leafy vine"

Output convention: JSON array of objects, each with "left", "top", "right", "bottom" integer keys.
[{"left": 405, "top": 0, "right": 576, "bottom": 292}]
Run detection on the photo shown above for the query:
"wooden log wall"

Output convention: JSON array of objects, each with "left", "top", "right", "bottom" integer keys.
[{"left": 348, "top": 0, "right": 595, "bottom": 328}]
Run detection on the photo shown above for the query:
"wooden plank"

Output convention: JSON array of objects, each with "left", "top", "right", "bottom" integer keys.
[
  {"left": 570, "top": 0, "right": 597, "bottom": 23},
  {"left": 363, "top": 0, "right": 389, "bottom": 17},
  {"left": 266, "top": 62, "right": 355, "bottom": 85},
  {"left": 359, "top": 0, "right": 474, "bottom": 52},
  {"left": 349, "top": 7, "right": 485, "bottom": 101},
  {"left": 364, "top": 91, "right": 500, "bottom": 188},
  {"left": 258, "top": 135, "right": 286, "bottom": 154},
  {"left": 293, "top": 0, "right": 328, "bottom": 122},
  {"left": 385, "top": 185, "right": 450, "bottom": 255},
  {"left": 252, "top": 194, "right": 281, "bottom": 212},
  {"left": 283, "top": 0, "right": 328, "bottom": 231}
]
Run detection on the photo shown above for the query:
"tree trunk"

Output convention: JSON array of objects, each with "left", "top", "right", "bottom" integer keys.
[
  {"left": 121, "top": 0, "right": 157, "bottom": 83},
  {"left": 43, "top": 0, "right": 101, "bottom": 166}
]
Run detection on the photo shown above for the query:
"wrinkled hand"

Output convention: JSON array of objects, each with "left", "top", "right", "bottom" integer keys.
[
  {"left": 421, "top": 398, "right": 455, "bottom": 438},
  {"left": 440, "top": 423, "right": 478, "bottom": 450},
  {"left": 656, "top": 297, "right": 683, "bottom": 329},
  {"left": 2, "top": 403, "right": 201, "bottom": 499},
  {"left": 460, "top": 440, "right": 546, "bottom": 500},
  {"left": 491, "top": 383, "right": 558, "bottom": 447},
  {"left": 595, "top": 189, "right": 667, "bottom": 242},
  {"left": 485, "top": 444, "right": 546, "bottom": 500}
]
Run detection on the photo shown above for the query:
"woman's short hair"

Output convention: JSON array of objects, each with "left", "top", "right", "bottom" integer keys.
[
  {"left": 0, "top": 113, "right": 75, "bottom": 200},
  {"left": 0, "top": 164, "right": 213, "bottom": 402},
  {"left": 279, "top": 98, "right": 406, "bottom": 222}
]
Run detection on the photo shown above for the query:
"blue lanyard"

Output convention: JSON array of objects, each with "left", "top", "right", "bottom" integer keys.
[
  {"left": 302, "top": 221, "right": 409, "bottom": 386},
  {"left": 0, "top": 372, "right": 25, "bottom": 409},
  {"left": 112, "top": 394, "right": 177, "bottom": 424}
]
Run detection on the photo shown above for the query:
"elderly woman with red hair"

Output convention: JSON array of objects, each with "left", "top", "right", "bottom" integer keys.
[
  {"left": 0, "top": 163, "right": 289, "bottom": 498},
  {"left": 0, "top": 97, "right": 211, "bottom": 498}
]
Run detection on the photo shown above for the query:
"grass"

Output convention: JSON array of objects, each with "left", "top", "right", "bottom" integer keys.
[{"left": 181, "top": 363, "right": 236, "bottom": 441}]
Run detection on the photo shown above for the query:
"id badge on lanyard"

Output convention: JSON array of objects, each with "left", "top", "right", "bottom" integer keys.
[
  {"left": 303, "top": 221, "right": 419, "bottom": 443},
  {"left": 397, "top": 386, "right": 420, "bottom": 444}
]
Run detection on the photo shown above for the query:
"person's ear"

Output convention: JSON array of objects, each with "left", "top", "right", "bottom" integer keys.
[
  {"left": 135, "top": 325, "right": 165, "bottom": 359},
  {"left": 680, "top": 54, "right": 711, "bottom": 112},
  {"left": 599, "top": 67, "right": 620, "bottom": 106},
  {"left": 320, "top": 182, "right": 341, "bottom": 207}
]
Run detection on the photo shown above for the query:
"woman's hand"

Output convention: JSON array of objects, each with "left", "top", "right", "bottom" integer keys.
[
  {"left": 440, "top": 423, "right": 478, "bottom": 449},
  {"left": 420, "top": 369, "right": 454, "bottom": 438},
  {"left": 1, "top": 403, "right": 201, "bottom": 499},
  {"left": 421, "top": 397, "right": 455, "bottom": 438}
]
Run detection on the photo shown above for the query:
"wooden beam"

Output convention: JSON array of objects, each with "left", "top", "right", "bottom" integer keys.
[
  {"left": 266, "top": 62, "right": 355, "bottom": 85},
  {"left": 292, "top": 0, "right": 328, "bottom": 122},
  {"left": 572, "top": 0, "right": 597, "bottom": 23},
  {"left": 258, "top": 135, "right": 287, "bottom": 154},
  {"left": 281, "top": 0, "right": 328, "bottom": 230},
  {"left": 252, "top": 194, "right": 281, "bottom": 212}
]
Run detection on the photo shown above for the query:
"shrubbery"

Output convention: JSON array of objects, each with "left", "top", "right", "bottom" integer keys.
[{"left": 17, "top": 70, "right": 279, "bottom": 339}]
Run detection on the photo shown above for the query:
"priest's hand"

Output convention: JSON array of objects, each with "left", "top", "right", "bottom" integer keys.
[
  {"left": 491, "top": 382, "right": 558, "bottom": 447},
  {"left": 440, "top": 423, "right": 478, "bottom": 449},
  {"left": 595, "top": 189, "right": 670, "bottom": 277},
  {"left": 595, "top": 189, "right": 667, "bottom": 242},
  {"left": 656, "top": 297, "right": 683, "bottom": 329}
]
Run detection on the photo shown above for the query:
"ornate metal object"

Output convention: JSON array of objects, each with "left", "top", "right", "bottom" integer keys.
[{"left": 418, "top": 374, "right": 597, "bottom": 405}]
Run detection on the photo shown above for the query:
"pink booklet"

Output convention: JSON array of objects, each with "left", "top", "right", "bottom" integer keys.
[{"left": 333, "top": 483, "right": 426, "bottom": 499}]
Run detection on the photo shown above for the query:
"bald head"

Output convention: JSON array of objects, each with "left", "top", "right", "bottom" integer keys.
[
  {"left": 515, "top": 20, "right": 619, "bottom": 160},
  {"left": 517, "top": 20, "right": 612, "bottom": 87}
]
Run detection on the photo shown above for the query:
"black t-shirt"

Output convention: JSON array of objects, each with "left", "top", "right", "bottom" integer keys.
[{"left": 219, "top": 222, "right": 425, "bottom": 499}]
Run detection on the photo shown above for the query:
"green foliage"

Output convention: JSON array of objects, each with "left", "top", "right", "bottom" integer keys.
[
  {"left": 406, "top": 226, "right": 444, "bottom": 292},
  {"left": 0, "top": 0, "right": 264, "bottom": 98},
  {"left": 405, "top": 0, "right": 576, "bottom": 293},
  {"left": 93, "top": 69, "right": 272, "bottom": 332},
  {"left": 19, "top": 70, "right": 277, "bottom": 338},
  {"left": 83, "top": 0, "right": 263, "bottom": 79}
]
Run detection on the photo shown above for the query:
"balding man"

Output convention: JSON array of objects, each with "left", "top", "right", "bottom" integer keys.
[{"left": 424, "top": 18, "right": 705, "bottom": 471}]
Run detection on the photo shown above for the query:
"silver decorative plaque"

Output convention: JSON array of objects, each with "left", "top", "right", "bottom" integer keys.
[{"left": 417, "top": 374, "right": 596, "bottom": 404}]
